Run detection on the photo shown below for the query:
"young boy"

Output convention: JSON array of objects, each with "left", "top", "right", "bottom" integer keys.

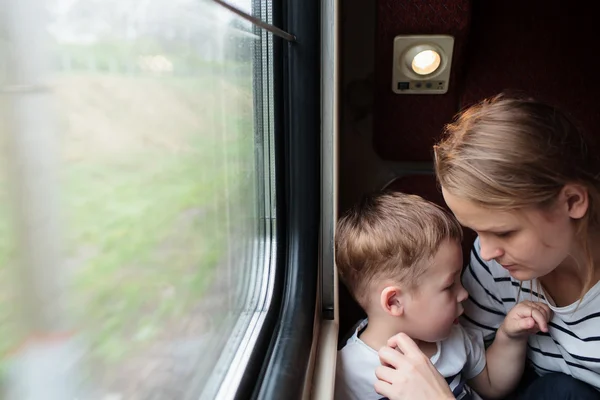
[{"left": 334, "top": 191, "right": 552, "bottom": 400}]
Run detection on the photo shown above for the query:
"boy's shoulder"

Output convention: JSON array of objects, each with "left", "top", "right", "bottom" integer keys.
[
  {"left": 335, "top": 319, "right": 383, "bottom": 400},
  {"left": 437, "top": 324, "right": 486, "bottom": 381},
  {"left": 337, "top": 319, "right": 377, "bottom": 365},
  {"left": 441, "top": 324, "right": 485, "bottom": 355}
]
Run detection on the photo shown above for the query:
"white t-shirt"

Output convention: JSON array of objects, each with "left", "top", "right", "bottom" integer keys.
[
  {"left": 335, "top": 319, "right": 486, "bottom": 400},
  {"left": 462, "top": 237, "right": 600, "bottom": 391}
]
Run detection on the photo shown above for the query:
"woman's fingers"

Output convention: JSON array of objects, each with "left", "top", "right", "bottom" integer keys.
[
  {"left": 386, "top": 332, "right": 423, "bottom": 359},
  {"left": 375, "top": 338, "right": 455, "bottom": 400},
  {"left": 374, "top": 380, "right": 394, "bottom": 398},
  {"left": 375, "top": 365, "right": 400, "bottom": 384},
  {"left": 378, "top": 346, "right": 405, "bottom": 370}
]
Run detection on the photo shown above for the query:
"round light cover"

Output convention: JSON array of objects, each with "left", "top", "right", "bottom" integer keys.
[{"left": 411, "top": 50, "right": 441, "bottom": 75}]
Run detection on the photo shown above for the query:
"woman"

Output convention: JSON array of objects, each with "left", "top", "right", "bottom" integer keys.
[{"left": 375, "top": 94, "right": 600, "bottom": 399}]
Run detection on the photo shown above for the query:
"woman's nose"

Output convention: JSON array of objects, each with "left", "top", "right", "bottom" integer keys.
[
  {"left": 457, "top": 285, "right": 468, "bottom": 303},
  {"left": 479, "top": 236, "right": 503, "bottom": 262}
]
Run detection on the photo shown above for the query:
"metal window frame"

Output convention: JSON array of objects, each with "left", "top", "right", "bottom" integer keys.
[
  {"left": 321, "top": 0, "right": 339, "bottom": 321},
  {"left": 194, "top": 1, "right": 284, "bottom": 399},
  {"left": 251, "top": 0, "right": 321, "bottom": 398}
]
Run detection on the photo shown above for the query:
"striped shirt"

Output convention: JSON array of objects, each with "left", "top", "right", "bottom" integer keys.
[{"left": 461, "top": 237, "right": 600, "bottom": 390}]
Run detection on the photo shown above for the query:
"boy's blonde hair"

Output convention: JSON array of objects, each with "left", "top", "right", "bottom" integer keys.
[
  {"left": 335, "top": 191, "right": 463, "bottom": 309},
  {"left": 434, "top": 92, "right": 600, "bottom": 299}
]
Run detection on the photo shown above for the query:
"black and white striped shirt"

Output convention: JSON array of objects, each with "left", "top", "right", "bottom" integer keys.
[{"left": 461, "top": 237, "right": 600, "bottom": 390}]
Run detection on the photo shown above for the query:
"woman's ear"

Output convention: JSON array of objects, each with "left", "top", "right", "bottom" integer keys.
[
  {"left": 561, "top": 183, "right": 589, "bottom": 220},
  {"left": 380, "top": 286, "right": 405, "bottom": 317}
]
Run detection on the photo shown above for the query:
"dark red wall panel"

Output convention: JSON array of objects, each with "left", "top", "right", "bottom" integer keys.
[
  {"left": 460, "top": 1, "right": 600, "bottom": 141},
  {"left": 373, "top": 0, "right": 472, "bottom": 161}
]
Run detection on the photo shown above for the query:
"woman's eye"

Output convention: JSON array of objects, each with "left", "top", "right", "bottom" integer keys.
[{"left": 496, "top": 231, "right": 514, "bottom": 238}]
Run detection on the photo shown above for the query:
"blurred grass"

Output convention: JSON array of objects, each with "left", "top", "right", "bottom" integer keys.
[
  {"left": 53, "top": 40, "right": 253, "bottom": 79},
  {"left": 0, "top": 64, "right": 254, "bottom": 367}
]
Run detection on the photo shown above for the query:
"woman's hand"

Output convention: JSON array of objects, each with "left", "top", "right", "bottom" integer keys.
[{"left": 375, "top": 332, "right": 454, "bottom": 400}]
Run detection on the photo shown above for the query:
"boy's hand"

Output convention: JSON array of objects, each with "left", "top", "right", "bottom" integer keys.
[{"left": 499, "top": 300, "right": 552, "bottom": 340}]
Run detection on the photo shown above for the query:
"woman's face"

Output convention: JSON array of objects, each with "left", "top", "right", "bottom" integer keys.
[{"left": 442, "top": 188, "right": 582, "bottom": 281}]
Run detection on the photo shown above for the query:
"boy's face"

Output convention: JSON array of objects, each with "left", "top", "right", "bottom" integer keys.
[{"left": 403, "top": 240, "right": 467, "bottom": 342}]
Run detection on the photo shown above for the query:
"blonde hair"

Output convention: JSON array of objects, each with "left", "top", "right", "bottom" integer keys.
[
  {"left": 335, "top": 191, "right": 463, "bottom": 309},
  {"left": 434, "top": 93, "right": 600, "bottom": 298}
]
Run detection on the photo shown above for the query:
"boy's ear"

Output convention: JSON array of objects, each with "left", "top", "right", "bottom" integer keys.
[{"left": 380, "top": 285, "right": 405, "bottom": 317}]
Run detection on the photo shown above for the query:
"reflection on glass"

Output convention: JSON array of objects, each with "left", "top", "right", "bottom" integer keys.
[{"left": 0, "top": 0, "right": 270, "bottom": 398}]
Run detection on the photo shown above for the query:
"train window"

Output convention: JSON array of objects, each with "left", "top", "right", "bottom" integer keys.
[{"left": 0, "top": 0, "right": 279, "bottom": 398}]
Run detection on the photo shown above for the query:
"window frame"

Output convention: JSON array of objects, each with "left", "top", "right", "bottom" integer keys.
[
  {"left": 215, "top": 0, "right": 290, "bottom": 397},
  {"left": 197, "top": 1, "right": 285, "bottom": 399},
  {"left": 249, "top": 0, "right": 322, "bottom": 398}
]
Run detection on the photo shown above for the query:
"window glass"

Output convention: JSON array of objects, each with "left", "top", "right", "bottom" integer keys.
[{"left": 0, "top": 0, "right": 276, "bottom": 398}]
